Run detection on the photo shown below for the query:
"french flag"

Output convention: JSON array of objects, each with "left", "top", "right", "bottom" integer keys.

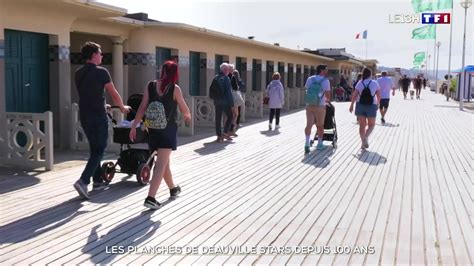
[{"left": 356, "top": 30, "right": 368, "bottom": 39}]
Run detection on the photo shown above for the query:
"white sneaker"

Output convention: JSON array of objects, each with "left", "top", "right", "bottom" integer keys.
[{"left": 275, "top": 125, "right": 280, "bottom": 129}]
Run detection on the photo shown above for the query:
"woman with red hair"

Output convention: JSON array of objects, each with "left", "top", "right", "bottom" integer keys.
[{"left": 130, "top": 60, "right": 192, "bottom": 209}]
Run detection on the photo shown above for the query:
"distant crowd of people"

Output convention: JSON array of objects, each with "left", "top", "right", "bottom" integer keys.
[
  {"left": 210, "top": 64, "right": 431, "bottom": 153},
  {"left": 398, "top": 74, "right": 427, "bottom": 100}
]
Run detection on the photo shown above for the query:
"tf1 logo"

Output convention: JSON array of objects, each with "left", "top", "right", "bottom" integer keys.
[{"left": 421, "top": 13, "right": 451, "bottom": 24}]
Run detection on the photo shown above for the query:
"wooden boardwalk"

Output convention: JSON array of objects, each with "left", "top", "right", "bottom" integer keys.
[{"left": 0, "top": 90, "right": 472, "bottom": 265}]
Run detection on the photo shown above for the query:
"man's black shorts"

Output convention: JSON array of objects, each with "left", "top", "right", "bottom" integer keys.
[{"left": 379, "top": 99, "right": 390, "bottom": 109}]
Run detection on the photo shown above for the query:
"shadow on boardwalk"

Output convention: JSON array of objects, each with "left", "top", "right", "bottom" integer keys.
[
  {"left": 193, "top": 141, "right": 235, "bottom": 155},
  {"left": 259, "top": 129, "right": 281, "bottom": 137},
  {"left": 378, "top": 122, "right": 400, "bottom": 128},
  {"left": 301, "top": 147, "right": 336, "bottom": 168},
  {"left": 83, "top": 207, "right": 166, "bottom": 265},
  {"left": 0, "top": 169, "right": 41, "bottom": 194},
  {"left": 0, "top": 181, "right": 142, "bottom": 245},
  {"left": 354, "top": 150, "right": 387, "bottom": 165}
]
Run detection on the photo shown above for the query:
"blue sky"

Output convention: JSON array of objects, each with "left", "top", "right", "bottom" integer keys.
[{"left": 98, "top": 0, "right": 472, "bottom": 70}]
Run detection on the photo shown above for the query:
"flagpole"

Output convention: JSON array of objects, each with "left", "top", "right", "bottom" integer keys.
[
  {"left": 433, "top": 32, "right": 437, "bottom": 91},
  {"left": 435, "top": 40, "right": 441, "bottom": 95},
  {"left": 427, "top": 54, "right": 431, "bottom": 81},
  {"left": 365, "top": 38, "right": 368, "bottom": 59},
  {"left": 426, "top": 40, "right": 429, "bottom": 78},
  {"left": 446, "top": 0, "right": 454, "bottom": 101}
]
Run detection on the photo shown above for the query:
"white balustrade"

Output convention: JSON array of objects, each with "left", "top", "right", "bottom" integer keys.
[
  {"left": 71, "top": 103, "right": 127, "bottom": 153},
  {"left": 177, "top": 97, "right": 194, "bottom": 136},
  {"left": 244, "top": 91, "right": 264, "bottom": 118},
  {"left": 289, "top": 88, "right": 301, "bottom": 109},
  {"left": 299, "top": 87, "right": 306, "bottom": 107},
  {"left": 0, "top": 111, "right": 54, "bottom": 170},
  {"left": 284, "top": 90, "right": 290, "bottom": 111},
  {"left": 193, "top": 96, "right": 215, "bottom": 127},
  {"left": 240, "top": 93, "right": 246, "bottom": 123}
]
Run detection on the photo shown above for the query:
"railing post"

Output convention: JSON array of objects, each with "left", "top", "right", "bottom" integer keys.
[
  {"left": 0, "top": 111, "right": 54, "bottom": 170},
  {"left": 45, "top": 111, "right": 53, "bottom": 171},
  {"left": 178, "top": 97, "right": 194, "bottom": 136}
]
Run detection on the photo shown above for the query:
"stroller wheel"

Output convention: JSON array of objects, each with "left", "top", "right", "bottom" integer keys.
[
  {"left": 101, "top": 162, "right": 115, "bottom": 183},
  {"left": 136, "top": 163, "right": 151, "bottom": 186}
]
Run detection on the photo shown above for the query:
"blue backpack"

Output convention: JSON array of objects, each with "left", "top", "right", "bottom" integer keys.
[{"left": 304, "top": 77, "right": 326, "bottom": 105}]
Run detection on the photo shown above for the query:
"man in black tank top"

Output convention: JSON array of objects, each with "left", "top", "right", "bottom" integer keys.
[{"left": 73, "top": 42, "right": 130, "bottom": 200}]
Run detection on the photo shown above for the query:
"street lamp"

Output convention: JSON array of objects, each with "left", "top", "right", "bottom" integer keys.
[
  {"left": 427, "top": 54, "right": 431, "bottom": 81},
  {"left": 435, "top": 41, "right": 441, "bottom": 93},
  {"left": 460, "top": 0, "right": 472, "bottom": 110}
]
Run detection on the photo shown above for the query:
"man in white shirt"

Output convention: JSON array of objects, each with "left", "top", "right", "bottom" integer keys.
[{"left": 376, "top": 71, "right": 396, "bottom": 124}]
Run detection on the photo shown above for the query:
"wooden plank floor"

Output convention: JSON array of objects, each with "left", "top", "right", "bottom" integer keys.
[{"left": 0, "top": 90, "right": 472, "bottom": 265}]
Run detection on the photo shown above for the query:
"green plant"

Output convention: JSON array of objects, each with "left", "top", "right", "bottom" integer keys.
[{"left": 449, "top": 78, "right": 457, "bottom": 92}]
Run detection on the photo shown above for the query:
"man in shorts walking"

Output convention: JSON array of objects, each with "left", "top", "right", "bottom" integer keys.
[
  {"left": 400, "top": 75, "right": 411, "bottom": 100},
  {"left": 377, "top": 71, "right": 396, "bottom": 124},
  {"left": 304, "top": 65, "right": 331, "bottom": 153}
]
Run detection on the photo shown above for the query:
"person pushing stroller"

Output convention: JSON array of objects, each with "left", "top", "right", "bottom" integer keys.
[
  {"left": 303, "top": 65, "right": 332, "bottom": 153},
  {"left": 73, "top": 41, "right": 131, "bottom": 200}
]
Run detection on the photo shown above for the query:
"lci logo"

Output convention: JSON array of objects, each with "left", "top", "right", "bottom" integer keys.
[
  {"left": 388, "top": 14, "right": 420, "bottom": 23},
  {"left": 421, "top": 13, "right": 451, "bottom": 24}
]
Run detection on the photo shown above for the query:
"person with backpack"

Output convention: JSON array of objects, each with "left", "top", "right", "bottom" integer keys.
[
  {"left": 129, "top": 60, "right": 192, "bottom": 210},
  {"left": 266, "top": 72, "right": 285, "bottom": 130},
  {"left": 349, "top": 67, "right": 381, "bottom": 150},
  {"left": 304, "top": 64, "right": 331, "bottom": 153},
  {"left": 209, "top": 63, "right": 234, "bottom": 142},
  {"left": 73, "top": 41, "right": 131, "bottom": 200}
]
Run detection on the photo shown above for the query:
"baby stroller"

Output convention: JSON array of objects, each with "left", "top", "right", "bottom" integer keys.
[
  {"left": 101, "top": 94, "right": 153, "bottom": 186},
  {"left": 310, "top": 102, "right": 338, "bottom": 148}
]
